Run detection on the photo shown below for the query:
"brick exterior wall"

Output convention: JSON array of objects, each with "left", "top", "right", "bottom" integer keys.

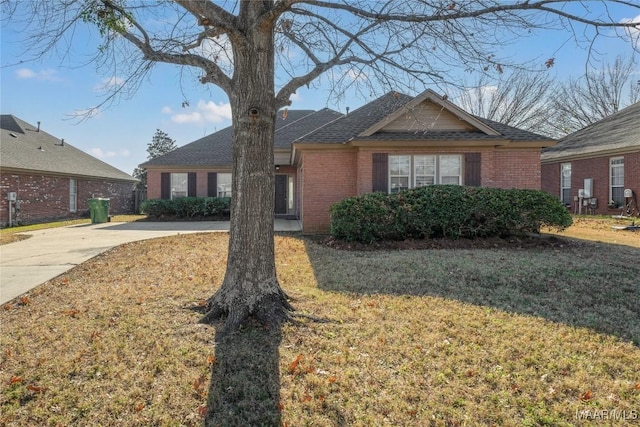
[
  {"left": 146, "top": 166, "right": 300, "bottom": 216},
  {"left": 0, "top": 172, "right": 135, "bottom": 227},
  {"left": 300, "top": 148, "right": 544, "bottom": 234},
  {"left": 541, "top": 151, "right": 640, "bottom": 215},
  {"left": 492, "top": 150, "right": 542, "bottom": 189},
  {"left": 300, "top": 151, "right": 357, "bottom": 234}
]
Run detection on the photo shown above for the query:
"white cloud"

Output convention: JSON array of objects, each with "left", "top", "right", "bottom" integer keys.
[
  {"left": 290, "top": 92, "right": 302, "bottom": 102},
  {"left": 94, "top": 76, "right": 125, "bottom": 92},
  {"left": 89, "top": 147, "right": 131, "bottom": 159},
  {"left": 169, "top": 100, "right": 232, "bottom": 124},
  {"left": 16, "top": 68, "right": 62, "bottom": 82},
  {"left": 620, "top": 15, "right": 640, "bottom": 48},
  {"left": 172, "top": 111, "right": 203, "bottom": 124},
  {"left": 161, "top": 106, "right": 173, "bottom": 114}
]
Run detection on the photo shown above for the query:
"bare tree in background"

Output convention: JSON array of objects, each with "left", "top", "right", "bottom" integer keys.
[
  {"left": 3, "top": 1, "right": 639, "bottom": 334},
  {"left": 453, "top": 69, "right": 558, "bottom": 137},
  {"left": 550, "top": 55, "right": 640, "bottom": 136}
]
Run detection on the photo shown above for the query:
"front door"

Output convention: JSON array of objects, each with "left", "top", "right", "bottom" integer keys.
[{"left": 275, "top": 174, "right": 287, "bottom": 215}]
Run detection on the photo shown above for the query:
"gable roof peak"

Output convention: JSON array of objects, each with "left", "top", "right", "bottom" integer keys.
[{"left": 358, "top": 89, "right": 501, "bottom": 137}]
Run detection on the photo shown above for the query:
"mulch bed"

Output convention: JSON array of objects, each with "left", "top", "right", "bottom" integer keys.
[{"left": 316, "top": 234, "right": 580, "bottom": 251}]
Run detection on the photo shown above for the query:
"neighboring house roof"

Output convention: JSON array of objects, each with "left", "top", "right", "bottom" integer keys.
[
  {"left": 0, "top": 115, "right": 136, "bottom": 182},
  {"left": 140, "top": 108, "right": 343, "bottom": 167},
  {"left": 541, "top": 102, "right": 640, "bottom": 162},
  {"left": 296, "top": 89, "right": 553, "bottom": 144}
]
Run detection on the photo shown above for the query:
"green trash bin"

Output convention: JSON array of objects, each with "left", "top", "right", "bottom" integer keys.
[{"left": 88, "top": 198, "right": 110, "bottom": 224}]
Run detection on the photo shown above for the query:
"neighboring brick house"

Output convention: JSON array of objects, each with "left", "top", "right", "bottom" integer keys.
[
  {"left": 0, "top": 115, "right": 137, "bottom": 227},
  {"left": 142, "top": 90, "right": 555, "bottom": 233},
  {"left": 541, "top": 102, "right": 639, "bottom": 216}
]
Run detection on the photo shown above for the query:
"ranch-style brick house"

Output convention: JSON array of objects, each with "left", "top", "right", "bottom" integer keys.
[
  {"left": 142, "top": 90, "right": 555, "bottom": 233},
  {"left": 0, "top": 115, "right": 138, "bottom": 227},
  {"left": 541, "top": 102, "right": 639, "bottom": 216}
]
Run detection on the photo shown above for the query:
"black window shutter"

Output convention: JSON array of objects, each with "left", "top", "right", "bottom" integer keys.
[
  {"left": 464, "top": 153, "right": 481, "bottom": 186},
  {"left": 188, "top": 172, "right": 197, "bottom": 197},
  {"left": 161, "top": 173, "right": 170, "bottom": 199},
  {"left": 207, "top": 173, "right": 217, "bottom": 197},
  {"left": 372, "top": 153, "right": 389, "bottom": 193}
]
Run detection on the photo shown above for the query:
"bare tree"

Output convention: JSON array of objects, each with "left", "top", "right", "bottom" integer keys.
[
  {"left": 549, "top": 55, "right": 640, "bottom": 136},
  {"left": 453, "top": 69, "right": 558, "bottom": 137},
  {"left": 3, "top": 1, "right": 639, "bottom": 333}
]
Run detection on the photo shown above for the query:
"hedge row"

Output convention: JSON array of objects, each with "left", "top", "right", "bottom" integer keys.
[
  {"left": 330, "top": 185, "right": 572, "bottom": 243},
  {"left": 141, "top": 197, "right": 231, "bottom": 219}
]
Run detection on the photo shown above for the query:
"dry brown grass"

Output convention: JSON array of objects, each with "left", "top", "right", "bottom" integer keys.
[
  {"left": 1, "top": 217, "right": 639, "bottom": 426},
  {"left": 544, "top": 215, "right": 639, "bottom": 248}
]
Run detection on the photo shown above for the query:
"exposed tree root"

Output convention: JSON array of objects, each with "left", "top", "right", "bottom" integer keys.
[{"left": 199, "top": 281, "right": 293, "bottom": 336}]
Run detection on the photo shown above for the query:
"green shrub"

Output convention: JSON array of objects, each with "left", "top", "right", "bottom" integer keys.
[
  {"left": 330, "top": 185, "right": 572, "bottom": 243},
  {"left": 141, "top": 197, "right": 231, "bottom": 219}
]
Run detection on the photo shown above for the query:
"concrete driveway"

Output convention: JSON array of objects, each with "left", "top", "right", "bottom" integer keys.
[{"left": 0, "top": 220, "right": 301, "bottom": 305}]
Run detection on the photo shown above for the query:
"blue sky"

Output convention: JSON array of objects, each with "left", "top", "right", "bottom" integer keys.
[{"left": 1, "top": 3, "right": 638, "bottom": 176}]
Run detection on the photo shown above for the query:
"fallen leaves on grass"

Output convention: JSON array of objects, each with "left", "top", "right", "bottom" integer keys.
[
  {"left": 288, "top": 354, "right": 303, "bottom": 374},
  {"left": 1, "top": 227, "right": 639, "bottom": 426},
  {"left": 580, "top": 390, "right": 593, "bottom": 401}
]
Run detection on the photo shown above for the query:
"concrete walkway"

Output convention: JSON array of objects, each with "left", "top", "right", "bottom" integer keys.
[{"left": 0, "top": 220, "right": 301, "bottom": 305}]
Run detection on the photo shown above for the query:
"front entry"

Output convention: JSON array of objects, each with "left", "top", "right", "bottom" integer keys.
[{"left": 275, "top": 174, "right": 288, "bottom": 215}]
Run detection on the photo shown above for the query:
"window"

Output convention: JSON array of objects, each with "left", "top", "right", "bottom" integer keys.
[
  {"left": 389, "top": 154, "right": 462, "bottom": 192},
  {"left": 170, "top": 173, "right": 188, "bottom": 199},
  {"left": 69, "top": 178, "right": 77, "bottom": 212},
  {"left": 414, "top": 155, "right": 435, "bottom": 187},
  {"left": 610, "top": 157, "right": 624, "bottom": 205},
  {"left": 560, "top": 163, "right": 571, "bottom": 205},
  {"left": 288, "top": 176, "right": 295, "bottom": 211},
  {"left": 439, "top": 155, "right": 461, "bottom": 185},
  {"left": 389, "top": 155, "right": 411, "bottom": 193},
  {"left": 217, "top": 173, "right": 232, "bottom": 197}
]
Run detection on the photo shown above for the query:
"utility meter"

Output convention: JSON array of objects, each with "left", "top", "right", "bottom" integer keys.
[
  {"left": 624, "top": 189, "right": 633, "bottom": 198},
  {"left": 7, "top": 192, "right": 16, "bottom": 201}
]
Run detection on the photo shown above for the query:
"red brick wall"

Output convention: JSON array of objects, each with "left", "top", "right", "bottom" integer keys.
[
  {"left": 541, "top": 151, "right": 640, "bottom": 215},
  {"left": 300, "top": 147, "right": 544, "bottom": 233},
  {"left": 492, "top": 150, "right": 542, "bottom": 189},
  {"left": 356, "top": 151, "right": 373, "bottom": 195},
  {"left": 0, "top": 172, "right": 135, "bottom": 227},
  {"left": 300, "top": 151, "right": 357, "bottom": 233},
  {"left": 541, "top": 162, "right": 560, "bottom": 198}
]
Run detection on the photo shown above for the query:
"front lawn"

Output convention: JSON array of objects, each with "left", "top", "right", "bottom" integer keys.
[{"left": 1, "top": 220, "right": 639, "bottom": 426}]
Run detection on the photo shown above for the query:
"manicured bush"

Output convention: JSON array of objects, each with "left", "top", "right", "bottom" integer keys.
[
  {"left": 141, "top": 197, "right": 231, "bottom": 219},
  {"left": 330, "top": 185, "right": 572, "bottom": 243}
]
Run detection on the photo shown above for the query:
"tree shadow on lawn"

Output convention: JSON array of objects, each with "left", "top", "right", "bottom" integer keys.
[
  {"left": 303, "top": 237, "right": 640, "bottom": 346},
  {"left": 204, "top": 320, "right": 283, "bottom": 427}
]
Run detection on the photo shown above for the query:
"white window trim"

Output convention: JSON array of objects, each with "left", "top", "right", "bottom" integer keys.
[
  {"left": 69, "top": 178, "right": 77, "bottom": 212},
  {"left": 389, "top": 155, "right": 411, "bottom": 193},
  {"left": 389, "top": 154, "right": 462, "bottom": 193},
  {"left": 560, "top": 163, "right": 571, "bottom": 205},
  {"left": 170, "top": 172, "right": 188, "bottom": 200},
  {"left": 217, "top": 173, "right": 232, "bottom": 198},
  {"left": 610, "top": 157, "right": 624, "bottom": 205}
]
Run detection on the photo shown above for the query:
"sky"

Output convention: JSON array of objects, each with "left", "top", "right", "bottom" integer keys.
[{"left": 1, "top": 2, "right": 638, "bottom": 176}]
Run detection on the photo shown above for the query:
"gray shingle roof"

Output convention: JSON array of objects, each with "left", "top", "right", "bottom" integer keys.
[
  {"left": 141, "top": 109, "right": 343, "bottom": 167},
  {"left": 297, "top": 92, "right": 414, "bottom": 143},
  {"left": 297, "top": 91, "right": 552, "bottom": 144},
  {"left": 542, "top": 102, "right": 640, "bottom": 160},
  {"left": 0, "top": 115, "right": 137, "bottom": 182}
]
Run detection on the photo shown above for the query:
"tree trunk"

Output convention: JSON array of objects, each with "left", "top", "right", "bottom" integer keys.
[{"left": 200, "top": 1, "right": 292, "bottom": 333}]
